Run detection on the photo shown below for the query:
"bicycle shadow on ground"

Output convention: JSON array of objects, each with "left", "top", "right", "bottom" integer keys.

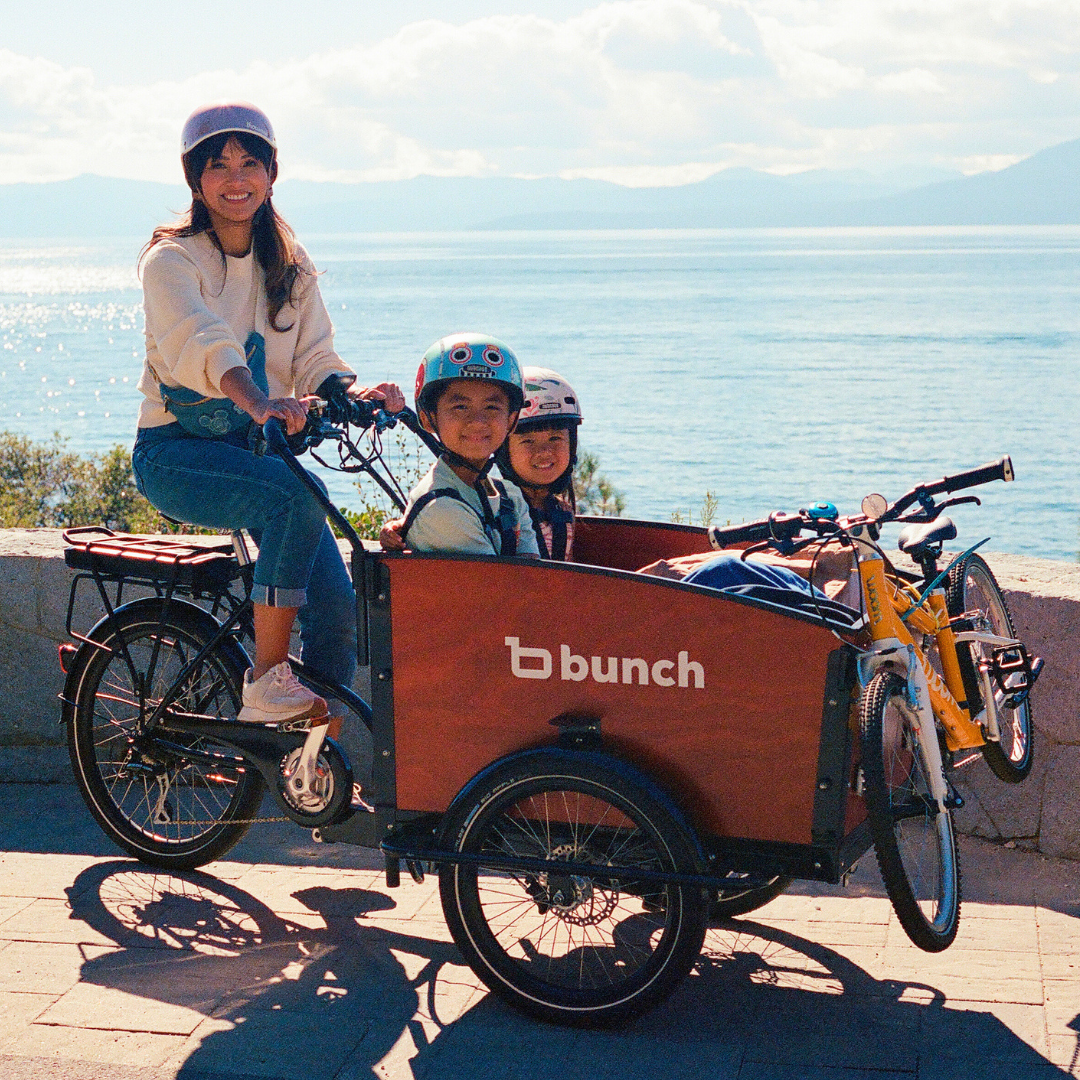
[
  {"left": 2, "top": 782, "right": 385, "bottom": 870},
  {"left": 64, "top": 861, "right": 1077, "bottom": 1080}
]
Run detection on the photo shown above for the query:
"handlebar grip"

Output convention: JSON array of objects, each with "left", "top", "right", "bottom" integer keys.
[
  {"left": 941, "top": 455, "right": 1014, "bottom": 493},
  {"left": 709, "top": 520, "right": 771, "bottom": 548},
  {"left": 261, "top": 416, "right": 289, "bottom": 452},
  {"left": 708, "top": 511, "right": 803, "bottom": 550}
]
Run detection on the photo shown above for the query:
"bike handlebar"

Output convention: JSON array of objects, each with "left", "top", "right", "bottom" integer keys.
[
  {"left": 708, "top": 456, "right": 1014, "bottom": 550},
  {"left": 882, "top": 455, "right": 1013, "bottom": 521},
  {"left": 708, "top": 512, "right": 805, "bottom": 549}
]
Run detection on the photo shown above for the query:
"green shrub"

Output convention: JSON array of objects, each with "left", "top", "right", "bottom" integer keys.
[
  {"left": 574, "top": 451, "right": 625, "bottom": 516},
  {"left": 670, "top": 491, "right": 719, "bottom": 527},
  {"left": 0, "top": 431, "right": 196, "bottom": 533}
]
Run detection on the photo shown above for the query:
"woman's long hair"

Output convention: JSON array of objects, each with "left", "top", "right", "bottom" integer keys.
[{"left": 141, "top": 130, "right": 303, "bottom": 331}]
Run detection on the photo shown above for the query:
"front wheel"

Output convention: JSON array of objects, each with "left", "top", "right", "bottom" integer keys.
[
  {"left": 860, "top": 672, "right": 960, "bottom": 951},
  {"left": 67, "top": 601, "right": 264, "bottom": 870},
  {"left": 438, "top": 749, "right": 709, "bottom": 1026},
  {"left": 946, "top": 554, "right": 1034, "bottom": 782}
]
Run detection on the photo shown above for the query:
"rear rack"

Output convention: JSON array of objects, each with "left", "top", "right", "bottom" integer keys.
[{"left": 62, "top": 526, "right": 250, "bottom": 648}]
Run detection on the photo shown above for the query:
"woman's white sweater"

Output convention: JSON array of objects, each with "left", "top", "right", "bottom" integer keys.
[{"left": 137, "top": 231, "right": 353, "bottom": 429}]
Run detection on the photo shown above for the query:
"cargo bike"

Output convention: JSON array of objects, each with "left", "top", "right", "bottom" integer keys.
[{"left": 58, "top": 391, "right": 1041, "bottom": 1025}]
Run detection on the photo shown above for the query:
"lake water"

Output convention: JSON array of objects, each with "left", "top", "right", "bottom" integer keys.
[{"left": 1, "top": 227, "right": 1076, "bottom": 560}]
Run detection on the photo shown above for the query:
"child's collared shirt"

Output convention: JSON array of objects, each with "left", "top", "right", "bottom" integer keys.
[{"left": 402, "top": 457, "right": 540, "bottom": 556}]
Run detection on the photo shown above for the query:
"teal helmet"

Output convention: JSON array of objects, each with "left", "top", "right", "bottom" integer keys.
[{"left": 414, "top": 333, "right": 525, "bottom": 414}]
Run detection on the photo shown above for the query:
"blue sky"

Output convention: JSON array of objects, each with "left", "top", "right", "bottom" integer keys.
[{"left": 2, "top": 0, "right": 1078, "bottom": 186}]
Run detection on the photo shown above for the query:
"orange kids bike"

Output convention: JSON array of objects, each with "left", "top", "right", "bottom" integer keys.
[{"left": 710, "top": 455, "right": 1041, "bottom": 951}]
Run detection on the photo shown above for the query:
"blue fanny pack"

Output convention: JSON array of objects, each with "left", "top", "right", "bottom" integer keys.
[{"left": 159, "top": 331, "right": 268, "bottom": 438}]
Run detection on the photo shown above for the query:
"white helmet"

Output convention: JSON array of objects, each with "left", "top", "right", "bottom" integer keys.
[{"left": 517, "top": 367, "right": 582, "bottom": 430}]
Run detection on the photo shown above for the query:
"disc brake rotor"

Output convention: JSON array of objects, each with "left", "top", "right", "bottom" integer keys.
[{"left": 539, "top": 843, "right": 618, "bottom": 926}]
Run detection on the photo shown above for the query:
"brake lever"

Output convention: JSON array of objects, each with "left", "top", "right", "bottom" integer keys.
[{"left": 938, "top": 495, "right": 981, "bottom": 512}]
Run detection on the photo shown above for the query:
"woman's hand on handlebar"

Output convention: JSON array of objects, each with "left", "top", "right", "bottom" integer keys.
[
  {"left": 220, "top": 366, "right": 309, "bottom": 436},
  {"left": 251, "top": 396, "right": 309, "bottom": 436},
  {"left": 349, "top": 381, "right": 406, "bottom": 414}
]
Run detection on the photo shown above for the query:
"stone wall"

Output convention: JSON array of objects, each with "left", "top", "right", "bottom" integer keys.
[
  {"left": 2, "top": 529, "right": 1077, "bottom": 858},
  {"left": 948, "top": 553, "right": 1080, "bottom": 861}
]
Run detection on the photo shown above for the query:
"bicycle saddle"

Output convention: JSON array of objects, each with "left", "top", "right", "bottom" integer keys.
[{"left": 897, "top": 516, "right": 957, "bottom": 556}]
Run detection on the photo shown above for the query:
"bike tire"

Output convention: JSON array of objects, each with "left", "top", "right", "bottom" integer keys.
[
  {"left": 709, "top": 874, "right": 792, "bottom": 921},
  {"left": 438, "top": 748, "right": 709, "bottom": 1026},
  {"left": 945, "top": 554, "right": 1034, "bottom": 782},
  {"left": 67, "top": 600, "right": 264, "bottom": 870},
  {"left": 860, "top": 672, "right": 960, "bottom": 952}
]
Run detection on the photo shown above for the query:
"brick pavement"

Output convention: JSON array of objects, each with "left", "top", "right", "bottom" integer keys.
[{"left": 0, "top": 783, "right": 1078, "bottom": 1080}]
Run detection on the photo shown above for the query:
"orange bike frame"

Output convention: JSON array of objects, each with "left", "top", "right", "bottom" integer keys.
[{"left": 856, "top": 541, "right": 985, "bottom": 753}]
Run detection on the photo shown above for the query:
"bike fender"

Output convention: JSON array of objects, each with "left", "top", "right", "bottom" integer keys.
[{"left": 437, "top": 744, "right": 709, "bottom": 873}]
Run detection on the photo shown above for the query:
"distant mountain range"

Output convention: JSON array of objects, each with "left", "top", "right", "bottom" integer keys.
[{"left": 2, "top": 138, "right": 1078, "bottom": 237}]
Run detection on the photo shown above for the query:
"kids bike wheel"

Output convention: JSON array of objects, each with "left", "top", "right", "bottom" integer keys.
[
  {"left": 860, "top": 672, "right": 960, "bottom": 952},
  {"left": 946, "top": 554, "right": 1034, "bottom": 782},
  {"left": 438, "top": 749, "right": 709, "bottom": 1026},
  {"left": 67, "top": 600, "right": 264, "bottom": 871}
]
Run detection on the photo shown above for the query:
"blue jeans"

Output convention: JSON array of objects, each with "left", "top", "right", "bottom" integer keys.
[
  {"left": 684, "top": 553, "right": 826, "bottom": 597},
  {"left": 132, "top": 424, "right": 357, "bottom": 688}
]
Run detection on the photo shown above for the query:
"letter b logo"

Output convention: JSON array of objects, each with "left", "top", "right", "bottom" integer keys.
[
  {"left": 561, "top": 644, "right": 588, "bottom": 682},
  {"left": 505, "top": 637, "right": 552, "bottom": 680}
]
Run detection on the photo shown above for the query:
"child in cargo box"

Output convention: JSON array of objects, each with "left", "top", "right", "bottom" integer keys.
[
  {"left": 382, "top": 359, "right": 582, "bottom": 559},
  {"left": 492, "top": 366, "right": 581, "bottom": 561},
  {"left": 393, "top": 334, "right": 540, "bottom": 558}
]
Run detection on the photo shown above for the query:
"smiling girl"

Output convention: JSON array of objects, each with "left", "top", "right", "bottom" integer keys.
[{"left": 494, "top": 367, "right": 582, "bottom": 560}]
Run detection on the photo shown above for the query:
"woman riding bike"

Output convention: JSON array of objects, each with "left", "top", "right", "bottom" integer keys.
[{"left": 132, "top": 101, "right": 404, "bottom": 726}]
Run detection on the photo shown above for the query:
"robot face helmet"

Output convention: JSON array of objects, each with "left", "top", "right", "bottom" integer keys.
[{"left": 414, "top": 333, "right": 525, "bottom": 414}]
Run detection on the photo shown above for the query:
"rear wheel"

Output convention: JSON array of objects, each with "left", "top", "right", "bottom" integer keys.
[
  {"left": 438, "top": 750, "right": 709, "bottom": 1026},
  {"left": 946, "top": 554, "right": 1034, "bottom": 782},
  {"left": 67, "top": 602, "right": 264, "bottom": 870},
  {"left": 860, "top": 672, "right": 960, "bottom": 952}
]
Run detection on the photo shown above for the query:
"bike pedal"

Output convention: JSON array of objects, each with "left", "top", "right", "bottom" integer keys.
[{"left": 276, "top": 715, "right": 328, "bottom": 733}]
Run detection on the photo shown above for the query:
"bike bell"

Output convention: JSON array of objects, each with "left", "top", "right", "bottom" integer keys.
[{"left": 807, "top": 502, "right": 839, "bottom": 521}]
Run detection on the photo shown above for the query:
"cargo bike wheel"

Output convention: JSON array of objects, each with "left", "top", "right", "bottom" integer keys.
[
  {"left": 438, "top": 749, "right": 709, "bottom": 1026},
  {"left": 860, "top": 672, "right": 960, "bottom": 951},
  {"left": 66, "top": 599, "right": 264, "bottom": 871},
  {"left": 946, "top": 553, "right": 1034, "bottom": 783}
]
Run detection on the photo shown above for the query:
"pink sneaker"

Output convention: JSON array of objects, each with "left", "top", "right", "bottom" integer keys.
[{"left": 238, "top": 662, "right": 328, "bottom": 725}]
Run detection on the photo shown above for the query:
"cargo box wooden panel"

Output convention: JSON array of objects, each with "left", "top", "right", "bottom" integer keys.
[{"left": 385, "top": 551, "right": 860, "bottom": 849}]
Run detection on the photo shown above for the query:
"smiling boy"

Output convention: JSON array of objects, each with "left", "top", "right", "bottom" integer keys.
[{"left": 399, "top": 334, "right": 540, "bottom": 557}]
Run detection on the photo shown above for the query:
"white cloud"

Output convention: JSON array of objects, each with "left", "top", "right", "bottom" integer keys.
[{"left": 1, "top": 1, "right": 1079, "bottom": 187}]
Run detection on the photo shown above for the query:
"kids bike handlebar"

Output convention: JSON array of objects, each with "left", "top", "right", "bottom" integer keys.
[
  {"left": 708, "top": 512, "right": 808, "bottom": 549},
  {"left": 880, "top": 456, "right": 1013, "bottom": 522},
  {"left": 708, "top": 456, "right": 1015, "bottom": 551}
]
